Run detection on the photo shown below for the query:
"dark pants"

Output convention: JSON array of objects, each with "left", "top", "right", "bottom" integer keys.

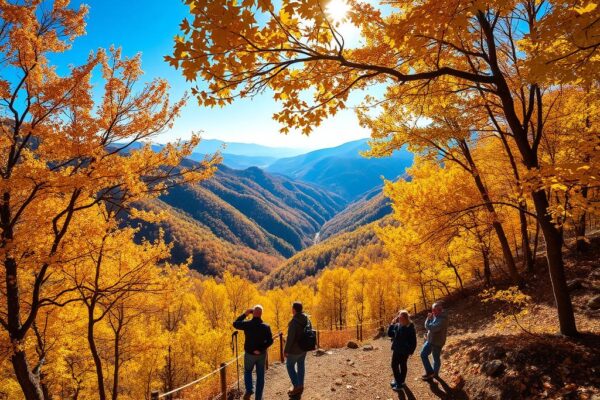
[
  {"left": 244, "top": 353, "right": 266, "bottom": 399},
  {"left": 286, "top": 352, "right": 307, "bottom": 387},
  {"left": 391, "top": 351, "right": 409, "bottom": 385}
]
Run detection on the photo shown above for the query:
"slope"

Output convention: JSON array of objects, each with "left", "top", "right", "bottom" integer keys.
[
  {"left": 263, "top": 219, "right": 390, "bottom": 288},
  {"left": 158, "top": 164, "right": 347, "bottom": 258},
  {"left": 318, "top": 187, "right": 392, "bottom": 240},
  {"left": 267, "top": 139, "right": 413, "bottom": 200},
  {"left": 132, "top": 199, "right": 282, "bottom": 281}
]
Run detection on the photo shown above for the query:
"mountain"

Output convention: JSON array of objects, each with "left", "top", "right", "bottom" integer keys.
[
  {"left": 156, "top": 164, "right": 346, "bottom": 259},
  {"left": 263, "top": 219, "right": 391, "bottom": 288},
  {"left": 131, "top": 199, "right": 282, "bottom": 282},
  {"left": 193, "top": 138, "right": 308, "bottom": 158},
  {"left": 267, "top": 139, "right": 413, "bottom": 200},
  {"left": 318, "top": 187, "right": 392, "bottom": 240}
]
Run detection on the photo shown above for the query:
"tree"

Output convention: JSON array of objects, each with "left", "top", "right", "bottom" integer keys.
[
  {"left": 171, "top": 0, "right": 597, "bottom": 336},
  {"left": 0, "top": 2, "right": 218, "bottom": 397}
]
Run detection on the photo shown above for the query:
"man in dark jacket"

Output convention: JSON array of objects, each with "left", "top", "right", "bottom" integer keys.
[
  {"left": 388, "top": 310, "right": 417, "bottom": 391},
  {"left": 233, "top": 305, "right": 274, "bottom": 400},
  {"left": 284, "top": 302, "right": 310, "bottom": 396}
]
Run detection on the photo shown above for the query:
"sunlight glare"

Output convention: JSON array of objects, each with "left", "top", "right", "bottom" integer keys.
[{"left": 326, "top": 0, "right": 351, "bottom": 24}]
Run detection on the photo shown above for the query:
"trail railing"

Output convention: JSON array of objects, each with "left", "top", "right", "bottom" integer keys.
[{"left": 150, "top": 320, "right": 384, "bottom": 399}]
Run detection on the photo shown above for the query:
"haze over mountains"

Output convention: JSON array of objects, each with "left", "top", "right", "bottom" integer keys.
[{"left": 131, "top": 138, "right": 413, "bottom": 282}]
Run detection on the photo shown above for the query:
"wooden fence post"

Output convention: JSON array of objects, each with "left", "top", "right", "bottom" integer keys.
[
  {"left": 150, "top": 390, "right": 159, "bottom": 400},
  {"left": 265, "top": 350, "right": 269, "bottom": 370},
  {"left": 220, "top": 362, "right": 227, "bottom": 399},
  {"left": 356, "top": 324, "right": 359, "bottom": 340},
  {"left": 279, "top": 332, "right": 284, "bottom": 362},
  {"left": 316, "top": 330, "right": 320, "bottom": 349}
]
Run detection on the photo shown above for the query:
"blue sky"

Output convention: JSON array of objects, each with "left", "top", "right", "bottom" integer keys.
[{"left": 55, "top": 0, "right": 370, "bottom": 150}]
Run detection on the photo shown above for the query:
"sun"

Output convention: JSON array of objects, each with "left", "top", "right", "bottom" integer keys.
[{"left": 326, "top": 0, "right": 351, "bottom": 24}]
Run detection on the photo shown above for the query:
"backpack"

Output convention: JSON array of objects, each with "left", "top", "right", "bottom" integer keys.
[{"left": 298, "top": 319, "right": 317, "bottom": 351}]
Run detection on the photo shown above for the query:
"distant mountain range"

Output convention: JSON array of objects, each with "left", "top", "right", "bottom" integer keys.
[
  {"left": 266, "top": 139, "right": 413, "bottom": 200},
  {"left": 122, "top": 137, "right": 412, "bottom": 282}
]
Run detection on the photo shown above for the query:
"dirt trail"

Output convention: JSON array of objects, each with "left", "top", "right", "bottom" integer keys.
[{"left": 260, "top": 338, "right": 465, "bottom": 400}]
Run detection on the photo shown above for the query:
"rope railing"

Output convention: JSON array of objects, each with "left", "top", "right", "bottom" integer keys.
[{"left": 150, "top": 320, "right": 385, "bottom": 399}]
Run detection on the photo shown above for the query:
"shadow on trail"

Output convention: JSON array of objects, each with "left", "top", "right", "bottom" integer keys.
[
  {"left": 426, "top": 377, "right": 469, "bottom": 400},
  {"left": 395, "top": 385, "right": 417, "bottom": 400}
]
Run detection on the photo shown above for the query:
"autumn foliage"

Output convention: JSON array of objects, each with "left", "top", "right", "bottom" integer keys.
[{"left": 1, "top": 0, "right": 599, "bottom": 399}]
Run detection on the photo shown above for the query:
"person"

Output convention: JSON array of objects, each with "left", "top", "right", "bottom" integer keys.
[
  {"left": 284, "top": 301, "right": 311, "bottom": 396},
  {"left": 233, "top": 305, "right": 274, "bottom": 400},
  {"left": 387, "top": 310, "right": 417, "bottom": 391},
  {"left": 420, "top": 302, "right": 449, "bottom": 381}
]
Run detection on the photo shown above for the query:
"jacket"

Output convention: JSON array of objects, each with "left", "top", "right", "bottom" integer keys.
[
  {"left": 233, "top": 313, "right": 274, "bottom": 354},
  {"left": 387, "top": 322, "right": 417, "bottom": 355},
  {"left": 284, "top": 312, "right": 309, "bottom": 355},
  {"left": 425, "top": 311, "right": 449, "bottom": 347}
]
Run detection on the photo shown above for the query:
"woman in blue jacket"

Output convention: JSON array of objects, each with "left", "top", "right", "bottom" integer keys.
[{"left": 387, "top": 310, "right": 417, "bottom": 391}]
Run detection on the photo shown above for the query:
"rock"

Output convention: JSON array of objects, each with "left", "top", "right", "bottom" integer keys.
[
  {"left": 483, "top": 359, "right": 505, "bottom": 377},
  {"left": 314, "top": 348, "right": 327, "bottom": 357},
  {"left": 587, "top": 294, "right": 600, "bottom": 310},
  {"left": 334, "top": 378, "right": 343, "bottom": 386},
  {"left": 347, "top": 340, "right": 359, "bottom": 349},
  {"left": 362, "top": 344, "right": 374, "bottom": 351},
  {"left": 482, "top": 346, "right": 506, "bottom": 359}
]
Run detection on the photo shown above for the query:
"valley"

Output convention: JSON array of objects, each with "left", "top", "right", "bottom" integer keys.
[{"left": 132, "top": 138, "right": 412, "bottom": 283}]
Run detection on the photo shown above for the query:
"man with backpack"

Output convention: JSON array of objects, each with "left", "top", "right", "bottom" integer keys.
[
  {"left": 233, "top": 305, "right": 274, "bottom": 400},
  {"left": 284, "top": 301, "right": 315, "bottom": 396}
]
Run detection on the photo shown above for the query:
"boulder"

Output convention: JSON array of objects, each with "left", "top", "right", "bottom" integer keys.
[
  {"left": 347, "top": 340, "right": 359, "bottom": 349},
  {"left": 587, "top": 294, "right": 600, "bottom": 310},
  {"left": 482, "top": 360, "right": 505, "bottom": 377},
  {"left": 362, "top": 344, "right": 374, "bottom": 351}
]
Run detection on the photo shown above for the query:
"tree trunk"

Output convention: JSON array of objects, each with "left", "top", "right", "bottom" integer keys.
[
  {"left": 446, "top": 259, "right": 464, "bottom": 291},
  {"left": 11, "top": 350, "right": 44, "bottom": 400},
  {"left": 531, "top": 190, "right": 578, "bottom": 336},
  {"left": 88, "top": 307, "right": 107, "bottom": 400},
  {"left": 519, "top": 207, "right": 535, "bottom": 272},
  {"left": 482, "top": 247, "right": 492, "bottom": 287},
  {"left": 459, "top": 140, "right": 521, "bottom": 284},
  {"left": 575, "top": 186, "right": 589, "bottom": 253}
]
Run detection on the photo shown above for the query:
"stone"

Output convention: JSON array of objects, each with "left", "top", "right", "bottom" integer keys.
[
  {"left": 482, "top": 345, "right": 506, "bottom": 359},
  {"left": 362, "top": 344, "right": 375, "bottom": 351},
  {"left": 347, "top": 340, "right": 359, "bottom": 349},
  {"left": 314, "top": 349, "right": 327, "bottom": 357},
  {"left": 334, "top": 378, "right": 343, "bottom": 386},
  {"left": 483, "top": 359, "right": 506, "bottom": 377},
  {"left": 588, "top": 294, "right": 600, "bottom": 310}
]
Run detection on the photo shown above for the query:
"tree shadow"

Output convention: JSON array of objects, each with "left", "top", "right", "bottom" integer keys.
[{"left": 426, "top": 376, "right": 469, "bottom": 400}]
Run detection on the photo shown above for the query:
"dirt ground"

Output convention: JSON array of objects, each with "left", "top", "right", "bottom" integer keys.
[{"left": 259, "top": 338, "right": 464, "bottom": 400}]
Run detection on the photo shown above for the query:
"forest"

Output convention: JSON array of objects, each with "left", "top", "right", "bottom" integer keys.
[{"left": 1, "top": 0, "right": 599, "bottom": 399}]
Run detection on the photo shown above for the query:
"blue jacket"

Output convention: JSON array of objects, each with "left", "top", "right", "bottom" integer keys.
[
  {"left": 387, "top": 322, "right": 417, "bottom": 355},
  {"left": 425, "top": 312, "right": 449, "bottom": 347}
]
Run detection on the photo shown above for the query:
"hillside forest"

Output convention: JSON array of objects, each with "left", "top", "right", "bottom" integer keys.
[{"left": 1, "top": 1, "right": 600, "bottom": 400}]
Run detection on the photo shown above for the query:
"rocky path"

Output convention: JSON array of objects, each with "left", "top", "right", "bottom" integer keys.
[{"left": 260, "top": 338, "right": 466, "bottom": 400}]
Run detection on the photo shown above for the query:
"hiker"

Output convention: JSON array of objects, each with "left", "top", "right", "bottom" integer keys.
[
  {"left": 233, "top": 305, "right": 274, "bottom": 400},
  {"left": 420, "top": 302, "right": 449, "bottom": 381},
  {"left": 387, "top": 310, "right": 417, "bottom": 391},
  {"left": 284, "top": 301, "right": 313, "bottom": 396}
]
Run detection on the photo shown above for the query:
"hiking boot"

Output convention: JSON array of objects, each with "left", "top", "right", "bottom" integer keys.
[
  {"left": 390, "top": 380, "right": 397, "bottom": 388},
  {"left": 288, "top": 385, "right": 304, "bottom": 395},
  {"left": 421, "top": 373, "right": 435, "bottom": 381}
]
